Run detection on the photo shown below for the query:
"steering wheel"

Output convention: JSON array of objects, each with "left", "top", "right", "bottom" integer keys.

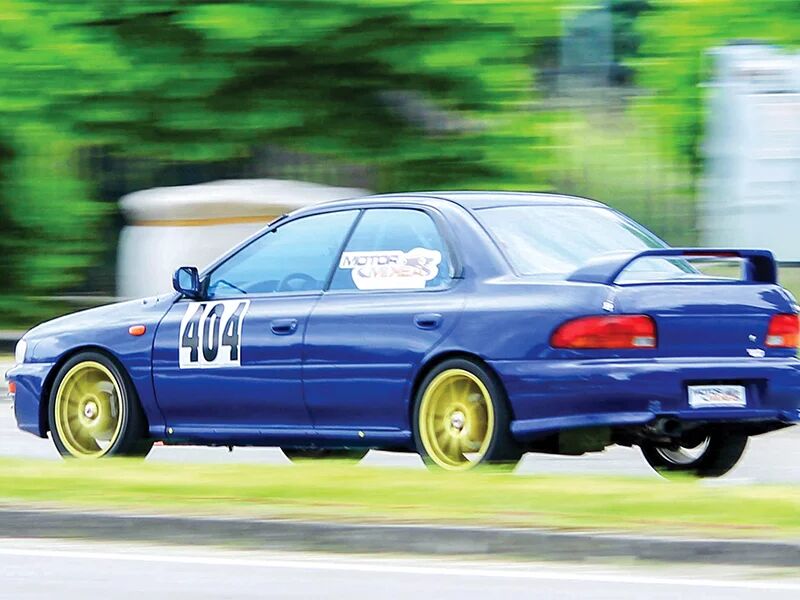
[{"left": 277, "top": 272, "right": 318, "bottom": 292}]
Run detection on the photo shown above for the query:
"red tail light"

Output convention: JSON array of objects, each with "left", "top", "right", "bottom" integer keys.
[
  {"left": 765, "top": 314, "right": 799, "bottom": 348},
  {"left": 551, "top": 315, "right": 657, "bottom": 349}
]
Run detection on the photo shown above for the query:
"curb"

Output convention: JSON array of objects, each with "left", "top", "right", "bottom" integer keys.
[{"left": 1, "top": 508, "right": 798, "bottom": 566}]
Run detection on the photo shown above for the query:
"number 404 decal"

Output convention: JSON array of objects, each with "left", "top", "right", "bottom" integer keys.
[{"left": 179, "top": 300, "right": 250, "bottom": 369}]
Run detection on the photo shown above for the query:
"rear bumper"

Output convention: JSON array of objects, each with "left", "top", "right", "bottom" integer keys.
[{"left": 490, "top": 357, "right": 800, "bottom": 441}]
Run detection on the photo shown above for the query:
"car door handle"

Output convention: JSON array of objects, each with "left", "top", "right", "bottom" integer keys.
[
  {"left": 414, "top": 313, "right": 442, "bottom": 330},
  {"left": 270, "top": 318, "right": 298, "bottom": 335}
]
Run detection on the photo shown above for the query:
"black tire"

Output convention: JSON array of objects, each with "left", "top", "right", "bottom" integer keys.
[
  {"left": 281, "top": 448, "right": 368, "bottom": 463},
  {"left": 48, "top": 351, "right": 153, "bottom": 459},
  {"left": 640, "top": 431, "right": 748, "bottom": 478},
  {"left": 413, "top": 358, "right": 522, "bottom": 471}
]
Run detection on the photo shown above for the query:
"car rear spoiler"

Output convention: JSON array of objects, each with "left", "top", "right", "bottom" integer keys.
[{"left": 567, "top": 248, "right": 778, "bottom": 286}]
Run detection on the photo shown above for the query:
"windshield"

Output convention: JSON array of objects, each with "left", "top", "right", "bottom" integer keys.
[{"left": 477, "top": 205, "right": 694, "bottom": 281}]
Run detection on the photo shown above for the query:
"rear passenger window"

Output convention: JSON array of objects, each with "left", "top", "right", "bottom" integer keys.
[{"left": 330, "top": 208, "right": 452, "bottom": 291}]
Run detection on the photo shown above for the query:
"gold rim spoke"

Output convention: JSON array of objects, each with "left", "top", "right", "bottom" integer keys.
[
  {"left": 66, "top": 393, "right": 82, "bottom": 410},
  {"left": 446, "top": 379, "right": 461, "bottom": 402},
  {"left": 462, "top": 437, "right": 481, "bottom": 453},
  {"left": 72, "top": 428, "right": 99, "bottom": 452},
  {"left": 63, "top": 379, "right": 82, "bottom": 404},
  {"left": 457, "top": 380, "right": 471, "bottom": 405},
  {"left": 464, "top": 423, "right": 482, "bottom": 444},
  {"left": 73, "top": 375, "right": 95, "bottom": 398},
  {"left": 465, "top": 408, "right": 487, "bottom": 438},
  {"left": 443, "top": 436, "right": 460, "bottom": 461},
  {"left": 439, "top": 435, "right": 452, "bottom": 456},
  {"left": 435, "top": 430, "right": 450, "bottom": 452},
  {"left": 451, "top": 438, "right": 466, "bottom": 460},
  {"left": 98, "top": 394, "right": 113, "bottom": 414}
]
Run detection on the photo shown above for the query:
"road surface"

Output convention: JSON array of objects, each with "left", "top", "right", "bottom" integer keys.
[{"left": 2, "top": 538, "right": 800, "bottom": 599}]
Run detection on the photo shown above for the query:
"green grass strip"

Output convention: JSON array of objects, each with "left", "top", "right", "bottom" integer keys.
[
  {"left": 0, "top": 458, "right": 798, "bottom": 539},
  {"left": 780, "top": 267, "right": 800, "bottom": 301}
]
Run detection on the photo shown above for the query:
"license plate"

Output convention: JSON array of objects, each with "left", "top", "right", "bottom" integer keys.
[{"left": 688, "top": 385, "right": 746, "bottom": 408}]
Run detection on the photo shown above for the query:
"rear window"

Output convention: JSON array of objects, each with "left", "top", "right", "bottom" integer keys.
[{"left": 477, "top": 205, "right": 693, "bottom": 281}]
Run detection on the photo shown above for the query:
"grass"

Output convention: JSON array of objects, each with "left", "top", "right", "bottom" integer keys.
[
  {"left": 780, "top": 266, "right": 800, "bottom": 300},
  {"left": 691, "top": 263, "right": 800, "bottom": 304},
  {"left": 0, "top": 458, "right": 798, "bottom": 539}
]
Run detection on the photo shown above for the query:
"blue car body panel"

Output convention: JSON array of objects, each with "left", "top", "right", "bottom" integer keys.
[
  {"left": 152, "top": 293, "right": 319, "bottom": 443},
  {"left": 7, "top": 192, "right": 800, "bottom": 449},
  {"left": 11, "top": 295, "right": 172, "bottom": 438},
  {"left": 498, "top": 356, "right": 800, "bottom": 439}
]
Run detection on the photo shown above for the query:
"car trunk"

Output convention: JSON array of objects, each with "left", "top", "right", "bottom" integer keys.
[{"left": 614, "top": 281, "right": 794, "bottom": 358}]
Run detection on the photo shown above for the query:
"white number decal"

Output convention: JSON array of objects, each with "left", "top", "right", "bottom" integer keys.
[{"left": 179, "top": 300, "right": 250, "bottom": 369}]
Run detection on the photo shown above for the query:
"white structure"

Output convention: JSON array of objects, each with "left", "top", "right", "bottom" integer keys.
[
  {"left": 702, "top": 44, "right": 800, "bottom": 262},
  {"left": 117, "top": 179, "right": 367, "bottom": 298}
]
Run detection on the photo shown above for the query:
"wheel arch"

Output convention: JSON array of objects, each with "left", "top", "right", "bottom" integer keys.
[
  {"left": 408, "top": 350, "right": 515, "bottom": 428},
  {"left": 39, "top": 345, "right": 148, "bottom": 436}
]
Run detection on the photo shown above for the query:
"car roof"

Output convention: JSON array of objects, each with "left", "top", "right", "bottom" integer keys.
[{"left": 310, "top": 191, "right": 607, "bottom": 212}]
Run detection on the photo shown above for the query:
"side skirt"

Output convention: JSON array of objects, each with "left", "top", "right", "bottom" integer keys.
[{"left": 160, "top": 426, "right": 412, "bottom": 449}]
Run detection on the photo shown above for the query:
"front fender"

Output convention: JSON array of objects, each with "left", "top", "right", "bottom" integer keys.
[{"left": 17, "top": 295, "right": 174, "bottom": 437}]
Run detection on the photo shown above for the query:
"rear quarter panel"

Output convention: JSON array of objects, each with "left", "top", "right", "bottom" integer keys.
[{"left": 444, "top": 279, "right": 614, "bottom": 361}]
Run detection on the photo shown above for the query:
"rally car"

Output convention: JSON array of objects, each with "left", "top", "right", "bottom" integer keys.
[{"left": 7, "top": 192, "right": 800, "bottom": 475}]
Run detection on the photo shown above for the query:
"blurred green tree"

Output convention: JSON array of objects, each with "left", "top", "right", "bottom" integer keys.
[
  {"left": 632, "top": 0, "right": 800, "bottom": 171},
  {"left": 11, "top": 0, "right": 795, "bottom": 325},
  {"left": 0, "top": 0, "right": 562, "bottom": 323}
]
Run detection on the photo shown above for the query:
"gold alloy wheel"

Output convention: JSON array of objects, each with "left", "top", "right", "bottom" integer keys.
[
  {"left": 54, "top": 361, "right": 125, "bottom": 458},
  {"left": 418, "top": 368, "right": 495, "bottom": 470}
]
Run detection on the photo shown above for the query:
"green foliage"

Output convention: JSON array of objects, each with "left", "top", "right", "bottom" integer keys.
[
  {"left": 546, "top": 111, "right": 697, "bottom": 245},
  {"left": 3, "top": 0, "right": 796, "bottom": 326},
  {"left": 632, "top": 0, "right": 800, "bottom": 168},
  {"left": 780, "top": 266, "right": 800, "bottom": 301},
  {"left": 0, "top": 0, "right": 564, "bottom": 322}
]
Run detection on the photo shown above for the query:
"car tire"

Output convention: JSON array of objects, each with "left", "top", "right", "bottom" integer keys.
[
  {"left": 413, "top": 358, "right": 522, "bottom": 471},
  {"left": 640, "top": 430, "right": 748, "bottom": 478},
  {"left": 48, "top": 351, "right": 153, "bottom": 459},
  {"left": 281, "top": 448, "right": 369, "bottom": 463}
]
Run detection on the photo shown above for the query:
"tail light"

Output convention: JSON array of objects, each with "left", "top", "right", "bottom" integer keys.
[
  {"left": 765, "top": 314, "right": 799, "bottom": 348},
  {"left": 551, "top": 315, "right": 657, "bottom": 349}
]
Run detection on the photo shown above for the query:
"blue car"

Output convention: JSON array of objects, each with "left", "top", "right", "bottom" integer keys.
[{"left": 7, "top": 192, "right": 800, "bottom": 475}]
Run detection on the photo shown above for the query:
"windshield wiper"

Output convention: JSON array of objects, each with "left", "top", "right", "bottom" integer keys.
[{"left": 215, "top": 279, "right": 248, "bottom": 295}]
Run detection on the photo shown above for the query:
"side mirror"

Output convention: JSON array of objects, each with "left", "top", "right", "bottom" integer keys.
[{"left": 172, "top": 266, "right": 202, "bottom": 299}]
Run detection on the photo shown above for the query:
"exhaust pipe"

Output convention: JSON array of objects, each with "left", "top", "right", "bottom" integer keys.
[{"left": 647, "top": 418, "right": 682, "bottom": 438}]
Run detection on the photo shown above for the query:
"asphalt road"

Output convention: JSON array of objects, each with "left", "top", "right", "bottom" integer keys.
[{"left": 2, "top": 538, "right": 800, "bottom": 599}]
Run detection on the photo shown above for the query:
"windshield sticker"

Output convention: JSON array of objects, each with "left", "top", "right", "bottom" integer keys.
[{"left": 339, "top": 248, "right": 442, "bottom": 290}]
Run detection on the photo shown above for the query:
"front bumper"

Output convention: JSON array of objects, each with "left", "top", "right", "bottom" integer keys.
[
  {"left": 490, "top": 357, "right": 800, "bottom": 441},
  {"left": 5, "top": 362, "right": 54, "bottom": 438}
]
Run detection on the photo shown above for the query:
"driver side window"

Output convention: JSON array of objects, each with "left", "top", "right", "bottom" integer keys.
[{"left": 206, "top": 210, "right": 358, "bottom": 298}]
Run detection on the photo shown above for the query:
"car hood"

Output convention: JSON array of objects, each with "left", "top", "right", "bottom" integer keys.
[{"left": 24, "top": 294, "right": 175, "bottom": 343}]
